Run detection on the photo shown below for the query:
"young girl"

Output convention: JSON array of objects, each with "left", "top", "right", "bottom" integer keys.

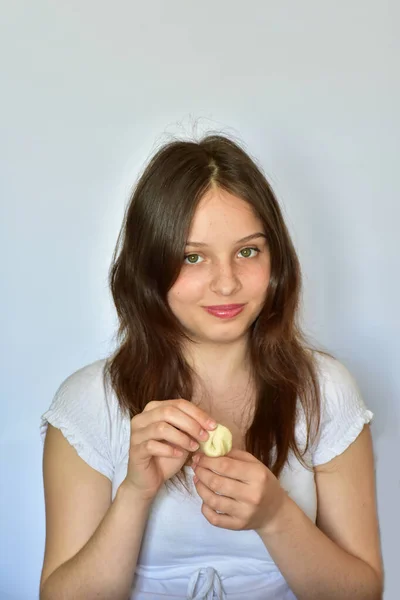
[{"left": 39, "top": 134, "right": 383, "bottom": 599}]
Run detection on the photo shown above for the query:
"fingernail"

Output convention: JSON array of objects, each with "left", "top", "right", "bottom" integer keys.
[
  {"left": 207, "top": 420, "right": 217, "bottom": 429},
  {"left": 190, "top": 440, "right": 200, "bottom": 450}
]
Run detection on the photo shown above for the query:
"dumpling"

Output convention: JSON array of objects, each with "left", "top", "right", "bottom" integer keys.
[{"left": 199, "top": 423, "right": 232, "bottom": 457}]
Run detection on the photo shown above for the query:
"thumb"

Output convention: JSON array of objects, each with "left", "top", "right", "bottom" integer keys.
[{"left": 227, "top": 448, "right": 258, "bottom": 462}]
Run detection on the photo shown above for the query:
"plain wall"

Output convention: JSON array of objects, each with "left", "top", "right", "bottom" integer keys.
[{"left": 1, "top": 1, "right": 399, "bottom": 598}]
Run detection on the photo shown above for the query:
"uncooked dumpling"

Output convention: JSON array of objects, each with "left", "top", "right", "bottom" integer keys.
[{"left": 199, "top": 424, "right": 232, "bottom": 457}]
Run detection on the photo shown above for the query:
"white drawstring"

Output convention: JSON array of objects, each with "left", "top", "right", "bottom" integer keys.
[{"left": 186, "top": 566, "right": 227, "bottom": 600}]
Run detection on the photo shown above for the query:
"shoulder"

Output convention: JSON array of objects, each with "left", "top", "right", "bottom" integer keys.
[
  {"left": 309, "top": 351, "right": 374, "bottom": 465},
  {"left": 51, "top": 359, "right": 111, "bottom": 401},
  {"left": 312, "top": 351, "right": 367, "bottom": 415},
  {"left": 40, "top": 358, "right": 128, "bottom": 480},
  {"left": 54, "top": 358, "right": 108, "bottom": 393},
  {"left": 44, "top": 358, "right": 119, "bottom": 425},
  {"left": 313, "top": 351, "right": 360, "bottom": 389}
]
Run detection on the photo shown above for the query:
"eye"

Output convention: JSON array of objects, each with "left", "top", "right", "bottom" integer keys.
[
  {"left": 184, "top": 253, "right": 204, "bottom": 265},
  {"left": 238, "top": 246, "right": 260, "bottom": 259},
  {"left": 184, "top": 247, "right": 261, "bottom": 264}
]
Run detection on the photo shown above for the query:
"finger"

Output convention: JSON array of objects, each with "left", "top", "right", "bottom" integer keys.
[
  {"left": 194, "top": 465, "right": 251, "bottom": 503},
  {"left": 201, "top": 502, "right": 242, "bottom": 530},
  {"left": 134, "top": 439, "right": 184, "bottom": 463},
  {"left": 134, "top": 403, "right": 215, "bottom": 445},
  {"left": 143, "top": 399, "right": 217, "bottom": 433},
  {"left": 194, "top": 477, "right": 242, "bottom": 518},
  {"left": 226, "top": 448, "right": 259, "bottom": 462},
  {"left": 190, "top": 447, "right": 253, "bottom": 461},
  {"left": 132, "top": 422, "right": 201, "bottom": 453},
  {"left": 195, "top": 454, "right": 257, "bottom": 483}
]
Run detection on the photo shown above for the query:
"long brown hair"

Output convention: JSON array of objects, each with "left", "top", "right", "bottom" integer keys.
[{"left": 104, "top": 133, "right": 330, "bottom": 491}]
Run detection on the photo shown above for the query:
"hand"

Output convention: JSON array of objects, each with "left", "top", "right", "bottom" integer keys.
[
  {"left": 124, "top": 399, "right": 217, "bottom": 501},
  {"left": 191, "top": 448, "right": 286, "bottom": 533}
]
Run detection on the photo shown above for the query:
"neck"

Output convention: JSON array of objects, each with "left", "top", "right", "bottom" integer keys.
[{"left": 184, "top": 337, "right": 253, "bottom": 391}]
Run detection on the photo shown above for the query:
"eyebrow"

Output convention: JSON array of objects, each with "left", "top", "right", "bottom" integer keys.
[{"left": 185, "top": 232, "right": 267, "bottom": 247}]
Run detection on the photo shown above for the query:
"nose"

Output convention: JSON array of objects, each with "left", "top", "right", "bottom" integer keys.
[{"left": 209, "top": 261, "right": 241, "bottom": 296}]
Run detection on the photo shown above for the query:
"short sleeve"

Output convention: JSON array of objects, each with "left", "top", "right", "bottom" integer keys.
[
  {"left": 311, "top": 353, "right": 374, "bottom": 466},
  {"left": 40, "top": 359, "right": 115, "bottom": 481}
]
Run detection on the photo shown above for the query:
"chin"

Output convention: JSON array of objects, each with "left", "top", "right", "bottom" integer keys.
[{"left": 199, "top": 325, "right": 250, "bottom": 343}]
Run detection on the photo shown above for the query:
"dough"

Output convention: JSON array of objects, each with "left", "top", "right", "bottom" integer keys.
[{"left": 199, "top": 424, "right": 233, "bottom": 457}]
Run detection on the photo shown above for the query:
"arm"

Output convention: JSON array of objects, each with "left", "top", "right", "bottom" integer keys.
[
  {"left": 258, "top": 425, "right": 384, "bottom": 600},
  {"left": 40, "top": 425, "right": 152, "bottom": 600}
]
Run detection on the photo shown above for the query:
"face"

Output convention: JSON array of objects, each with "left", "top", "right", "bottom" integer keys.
[{"left": 167, "top": 187, "right": 271, "bottom": 344}]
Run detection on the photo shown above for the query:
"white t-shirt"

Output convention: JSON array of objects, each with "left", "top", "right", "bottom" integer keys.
[{"left": 40, "top": 352, "right": 373, "bottom": 600}]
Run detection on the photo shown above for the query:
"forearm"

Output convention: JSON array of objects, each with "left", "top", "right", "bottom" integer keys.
[
  {"left": 258, "top": 496, "right": 383, "bottom": 600},
  {"left": 40, "top": 482, "right": 152, "bottom": 600}
]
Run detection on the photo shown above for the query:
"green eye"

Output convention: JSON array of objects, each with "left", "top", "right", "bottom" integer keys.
[
  {"left": 240, "top": 248, "right": 251, "bottom": 258},
  {"left": 239, "top": 247, "right": 260, "bottom": 258},
  {"left": 184, "top": 253, "right": 201, "bottom": 264},
  {"left": 184, "top": 247, "right": 260, "bottom": 264}
]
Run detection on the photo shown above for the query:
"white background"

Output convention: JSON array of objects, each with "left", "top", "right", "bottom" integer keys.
[{"left": 1, "top": 2, "right": 399, "bottom": 598}]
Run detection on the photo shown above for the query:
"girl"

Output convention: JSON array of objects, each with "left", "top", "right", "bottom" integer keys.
[{"left": 39, "top": 134, "right": 383, "bottom": 599}]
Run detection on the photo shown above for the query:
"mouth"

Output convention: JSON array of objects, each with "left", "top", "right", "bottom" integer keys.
[
  {"left": 205, "top": 304, "right": 245, "bottom": 310},
  {"left": 203, "top": 304, "right": 246, "bottom": 319}
]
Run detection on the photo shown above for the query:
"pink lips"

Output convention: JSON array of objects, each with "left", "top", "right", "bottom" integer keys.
[{"left": 203, "top": 304, "right": 245, "bottom": 319}]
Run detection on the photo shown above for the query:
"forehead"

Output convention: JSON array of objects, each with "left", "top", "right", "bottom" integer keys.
[{"left": 188, "top": 188, "right": 262, "bottom": 237}]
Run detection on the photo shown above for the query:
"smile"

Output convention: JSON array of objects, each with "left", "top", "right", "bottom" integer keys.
[{"left": 203, "top": 304, "right": 245, "bottom": 319}]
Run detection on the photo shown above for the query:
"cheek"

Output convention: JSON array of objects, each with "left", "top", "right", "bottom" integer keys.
[
  {"left": 245, "top": 262, "right": 270, "bottom": 292},
  {"left": 168, "top": 272, "right": 205, "bottom": 306}
]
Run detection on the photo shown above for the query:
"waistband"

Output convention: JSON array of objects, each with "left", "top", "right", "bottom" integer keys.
[
  {"left": 131, "top": 565, "right": 295, "bottom": 600},
  {"left": 187, "top": 567, "right": 226, "bottom": 600}
]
